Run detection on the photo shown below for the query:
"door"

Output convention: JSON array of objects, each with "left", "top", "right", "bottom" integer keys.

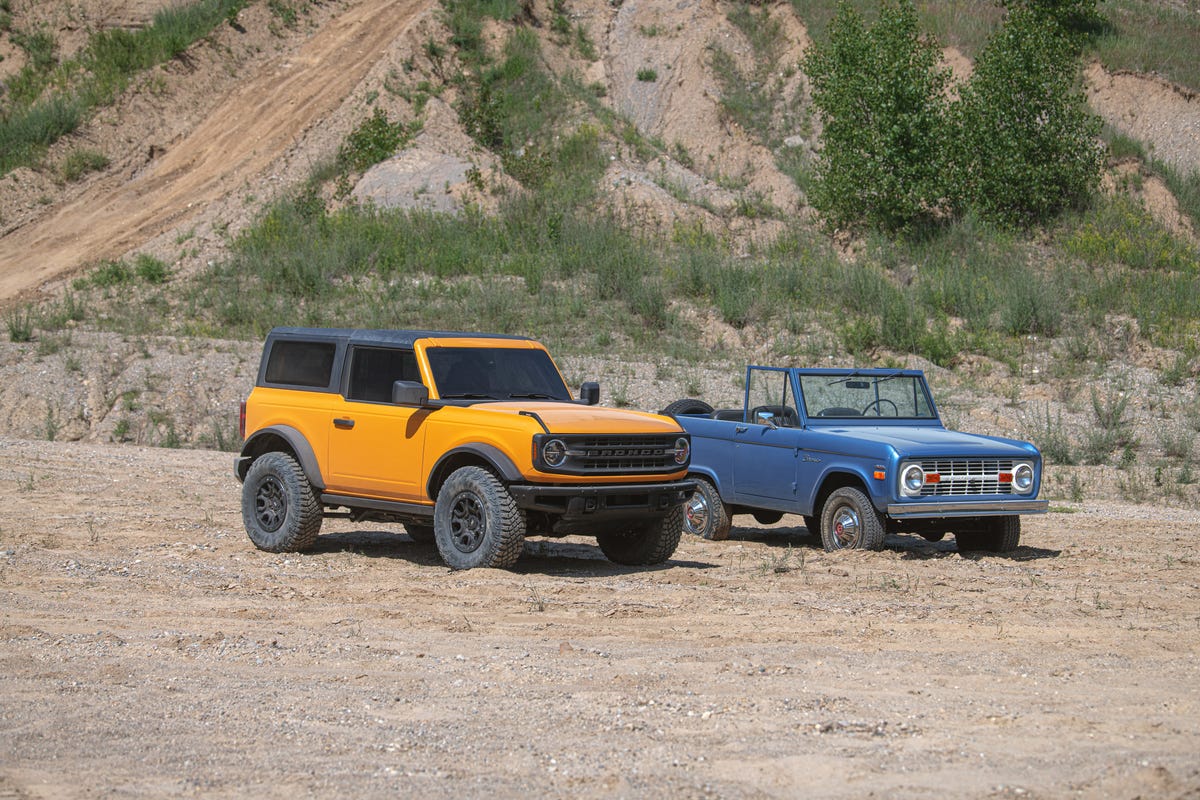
[
  {"left": 325, "top": 346, "right": 431, "bottom": 502},
  {"left": 729, "top": 367, "right": 800, "bottom": 506}
]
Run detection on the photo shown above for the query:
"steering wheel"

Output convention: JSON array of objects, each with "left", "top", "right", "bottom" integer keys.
[{"left": 862, "top": 398, "right": 899, "bottom": 417}]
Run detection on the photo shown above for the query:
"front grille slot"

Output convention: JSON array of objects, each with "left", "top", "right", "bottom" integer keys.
[{"left": 918, "top": 459, "right": 1015, "bottom": 497}]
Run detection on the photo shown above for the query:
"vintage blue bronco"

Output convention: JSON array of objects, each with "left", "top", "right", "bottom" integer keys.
[{"left": 661, "top": 367, "right": 1048, "bottom": 553}]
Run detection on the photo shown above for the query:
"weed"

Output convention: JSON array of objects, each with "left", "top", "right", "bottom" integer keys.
[
  {"left": 113, "top": 418, "right": 131, "bottom": 442},
  {"left": 44, "top": 405, "right": 59, "bottom": 441},
  {"left": 60, "top": 148, "right": 110, "bottom": 181},
  {"left": 636, "top": 68, "right": 658, "bottom": 82},
  {"left": 134, "top": 254, "right": 170, "bottom": 284},
  {"left": 5, "top": 309, "right": 34, "bottom": 342}
]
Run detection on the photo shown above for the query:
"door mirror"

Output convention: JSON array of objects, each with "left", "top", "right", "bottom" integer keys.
[
  {"left": 392, "top": 380, "right": 429, "bottom": 406},
  {"left": 579, "top": 381, "right": 600, "bottom": 406}
]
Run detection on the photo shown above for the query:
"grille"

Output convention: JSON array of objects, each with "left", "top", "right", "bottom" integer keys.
[
  {"left": 917, "top": 458, "right": 1016, "bottom": 497},
  {"left": 569, "top": 435, "right": 681, "bottom": 474}
]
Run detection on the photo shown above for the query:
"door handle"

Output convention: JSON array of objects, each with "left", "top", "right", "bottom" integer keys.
[
  {"left": 333, "top": 418, "right": 355, "bottom": 429},
  {"left": 735, "top": 426, "right": 748, "bottom": 433}
]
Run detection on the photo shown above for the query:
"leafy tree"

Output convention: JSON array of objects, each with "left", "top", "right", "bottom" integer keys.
[
  {"left": 946, "top": 7, "right": 1103, "bottom": 227},
  {"left": 801, "top": 0, "right": 949, "bottom": 235}
]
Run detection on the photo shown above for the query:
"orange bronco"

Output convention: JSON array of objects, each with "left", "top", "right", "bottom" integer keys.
[{"left": 235, "top": 328, "right": 694, "bottom": 569}]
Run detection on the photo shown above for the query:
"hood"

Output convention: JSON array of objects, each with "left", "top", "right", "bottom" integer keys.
[
  {"left": 820, "top": 425, "right": 1041, "bottom": 459},
  {"left": 477, "top": 402, "right": 684, "bottom": 434}
]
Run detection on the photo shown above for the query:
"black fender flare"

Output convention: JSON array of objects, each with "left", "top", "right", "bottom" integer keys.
[
  {"left": 427, "top": 444, "right": 523, "bottom": 499},
  {"left": 237, "top": 425, "right": 326, "bottom": 490}
]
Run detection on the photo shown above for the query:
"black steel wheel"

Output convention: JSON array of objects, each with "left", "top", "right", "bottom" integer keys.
[
  {"left": 597, "top": 505, "right": 684, "bottom": 566},
  {"left": 433, "top": 466, "right": 525, "bottom": 570},
  {"left": 818, "top": 487, "right": 885, "bottom": 552},
  {"left": 241, "top": 451, "right": 322, "bottom": 553},
  {"left": 683, "top": 476, "right": 731, "bottom": 541}
]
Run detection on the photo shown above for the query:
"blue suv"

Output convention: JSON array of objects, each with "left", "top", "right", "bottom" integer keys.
[{"left": 663, "top": 367, "right": 1048, "bottom": 553}]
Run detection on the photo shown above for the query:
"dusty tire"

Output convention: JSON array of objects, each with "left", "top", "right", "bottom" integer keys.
[
  {"left": 597, "top": 505, "right": 684, "bottom": 566},
  {"left": 660, "top": 398, "right": 714, "bottom": 417},
  {"left": 819, "top": 487, "right": 885, "bottom": 552},
  {"left": 683, "top": 476, "right": 731, "bottom": 541},
  {"left": 434, "top": 466, "right": 525, "bottom": 570},
  {"left": 241, "top": 451, "right": 322, "bottom": 553},
  {"left": 405, "top": 523, "right": 435, "bottom": 543},
  {"left": 958, "top": 516, "right": 1020, "bottom": 553},
  {"left": 803, "top": 516, "right": 818, "bottom": 534},
  {"left": 752, "top": 510, "right": 784, "bottom": 525}
]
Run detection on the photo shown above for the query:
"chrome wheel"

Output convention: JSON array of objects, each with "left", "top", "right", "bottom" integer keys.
[
  {"left": 829, "top": 503, "right": 861, "bottom": 549},
  {"left": 684, "top": 491, "right": 710, "bottom": 537}
]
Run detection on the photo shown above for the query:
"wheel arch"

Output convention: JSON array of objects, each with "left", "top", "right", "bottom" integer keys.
[
  {"left": 811, "top": 469, "right": 874, "bottom": 519},
  {"left": 427, "top": 444, "right": 523, "bottom": 500},
  {"left": 238, "top": 426, "right": 326, "bottom": 490}
]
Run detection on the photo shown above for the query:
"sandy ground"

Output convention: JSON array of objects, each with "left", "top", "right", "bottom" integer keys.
[{"left": 1, "top": 437, "right": 1198, "bottom": 799}]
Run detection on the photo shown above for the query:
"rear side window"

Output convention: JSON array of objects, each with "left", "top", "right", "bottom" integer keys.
[
  {"left": 263, "top": 340, "right": 336, "bottom": 388},
  {"left": 347, "top": 347, "right": 420, "bottom": 402}
]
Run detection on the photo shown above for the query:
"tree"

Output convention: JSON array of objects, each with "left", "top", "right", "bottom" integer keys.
[
  {"left": 946, "top": 7, "right": 1103, "bottom": 228},
  {"left": 801, "top": 0, "right": 950, "bottom": 235}
]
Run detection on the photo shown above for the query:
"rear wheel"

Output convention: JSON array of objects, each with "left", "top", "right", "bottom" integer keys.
[
  {"left": 241, "top": 451, "right": 322, "bottom": 553},
  {"left": 819, "top": 487, "right": 885, "bottom": 552},
  {"left": 434, "top": 467, "right": 526, "bottom": 570},
  {"left": 597, "top": 505, "right": 684, "bottom": 566},
  {"left": 683, "top": 476, "right": 731, "bottom": 541},
  {"left": 405, "top": 523, "right": 435, "bottom": 543},
  {"left": 752, "top": 510, "right": 784, "bottom": 525}
]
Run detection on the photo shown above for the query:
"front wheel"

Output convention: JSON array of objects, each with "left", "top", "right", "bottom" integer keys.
[
  {"left": 818, "top": 487, "right": 885, "bottom": 552},
  {"left": 241, "top": 451, "right": 322, "bottom": 552},
  {"left": 597, "top": 505, "right": 684, "bottom": 566},
  {"left": 683, "top": 476, "right": 731, "bottom": 540},
  {"left": 434, "top": 467, "right": 526, "bottom": 570}
]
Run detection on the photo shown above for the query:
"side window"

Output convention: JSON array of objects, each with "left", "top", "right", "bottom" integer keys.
[
  {"left": 264, "top": 340, "right": 336, "bottom": 388},
  {"left": 745, "top": 369, "right": 797, "bottom": 427},
  {"left": 347, "top": 347, "right": 420, "bottom": 403}
]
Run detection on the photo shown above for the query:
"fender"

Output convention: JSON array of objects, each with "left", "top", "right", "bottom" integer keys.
[
  {"left": 427, "top": 443, "right": 523, "bottom": 498},
  {"left": 805, "top": 464, "right": 878, "bottom": 516},
  {"left": 237, "top": 425, "right": 326, "bottom": 490}
]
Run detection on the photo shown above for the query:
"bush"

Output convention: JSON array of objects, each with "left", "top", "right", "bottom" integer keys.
[
  {"left": 946, "top": 7, "right": 1103, "bottom": 227},
  {"left": 801, "top": 0, "right": 949, "bottom": 234}
]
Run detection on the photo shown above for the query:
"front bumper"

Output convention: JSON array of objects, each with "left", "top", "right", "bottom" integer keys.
[
  {"left": 509, "top": 480, "right": 696, "bottom": 520},
  {"left": 886, "top": 498, "right": 1049, "bottom": 519}
]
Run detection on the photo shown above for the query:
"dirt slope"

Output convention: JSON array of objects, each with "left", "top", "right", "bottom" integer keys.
[
  {"left": 0, "top": 0, "right": 432, "bottom": 303},
  {"left": 1, "top": 438, "right": 1198, "bottom": 798}
]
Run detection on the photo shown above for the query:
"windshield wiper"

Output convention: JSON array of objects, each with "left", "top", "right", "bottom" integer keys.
[
  {"left": 440, "top": 392, "right": 497, "bottom": 399},
  {"left": 508, "top": 392, "right": 564, "bottom": 400}
]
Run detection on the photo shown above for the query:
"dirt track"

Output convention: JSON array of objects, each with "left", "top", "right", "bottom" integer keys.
[
  {"left": 2, "top": 437, "right": 1198, "bottom": 798},
  {"left": 0, "top": 0, "right": 428, "bottom": 303}
]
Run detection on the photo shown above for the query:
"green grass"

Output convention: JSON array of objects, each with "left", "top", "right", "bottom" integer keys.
[
  {"left": 0, "top": 0, "right": 248, "bottom": 176},
  {"left": 1094, "top": 0, "right": 1200, "bottom": 92}
]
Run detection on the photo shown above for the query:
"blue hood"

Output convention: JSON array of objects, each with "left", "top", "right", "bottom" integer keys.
[{"left": 819, "top": 425, "right": 1041, "bottom": 459}]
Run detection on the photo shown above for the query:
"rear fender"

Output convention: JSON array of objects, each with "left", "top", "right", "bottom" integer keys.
[{"left": 237, "top": 425, "right": 325, "bottom": 490}]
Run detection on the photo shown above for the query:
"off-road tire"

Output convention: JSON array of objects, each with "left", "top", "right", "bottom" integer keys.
[
  {"left": 597, "top": 505, "right": 684, "bottom": 566},
  {"left": 683, "top": 476, "right": 731, "bottom": 541},
  {"left": 819, "top": 487, "right": 885, "bottom": 552},
  {"left": 405, "top": 523, "right": 436, "bottom": 543},
  {"left": 752, "top": 510, "right": 784, "bottom": 525},
  {"left": 434, "top": 466, "right": 526, "bottom": 570},
  {"left": 957, "top": 516, "right": 1020, "bottom": 553},
  {"left": 661, "top": 398, "right": 714, "bottom": 417},
  {"left": 241, "top": 451, "right": 322, "bottom": 553}
]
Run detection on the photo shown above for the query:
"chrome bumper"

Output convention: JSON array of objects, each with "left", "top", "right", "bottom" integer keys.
[{"left": 886, "top": 499, "right": 1049, "bottom": 519}]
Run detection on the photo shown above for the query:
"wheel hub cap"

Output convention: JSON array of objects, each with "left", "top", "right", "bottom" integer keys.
[
  {"left": 831, "top": 506, "right": 860, "bottom": 548},
  {"left": 684, "top": 492, "right": 709, "bottom": 535}
]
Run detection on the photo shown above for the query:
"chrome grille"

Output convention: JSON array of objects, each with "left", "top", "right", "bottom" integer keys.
[{"left": 917, "top": 459, "right": 1016, "bottom": 497}]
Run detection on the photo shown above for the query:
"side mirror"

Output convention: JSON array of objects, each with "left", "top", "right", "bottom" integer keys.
[
  {"left": 392, "top": 380, "right": 430, "bottom": 407},
  {"left": 756, "top": 410, "right": 778, "bottom": 429},
  {"left": 579, "top": 381, "right": 600, "bottom": 406}
]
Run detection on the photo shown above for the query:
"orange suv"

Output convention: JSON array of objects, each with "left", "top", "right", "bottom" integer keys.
[{"left": 235, "top": 328, "right": 694, "bottom": 569}]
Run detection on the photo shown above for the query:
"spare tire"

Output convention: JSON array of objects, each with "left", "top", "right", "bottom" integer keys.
[{"left": 660, "top": 398, "right": 714, "bottom": 416}]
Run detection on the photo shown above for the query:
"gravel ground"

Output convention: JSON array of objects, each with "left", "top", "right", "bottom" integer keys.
[{"left": 2, "top": 437, "right": 1198, "bottom": 799}]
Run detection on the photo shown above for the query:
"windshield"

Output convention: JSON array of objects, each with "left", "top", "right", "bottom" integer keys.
[
  {"left": 426, "top": 347, "right": 572, "bottom": 401},
  {"left": 799, "top": 373, "right": 937, "bottom": 419}
]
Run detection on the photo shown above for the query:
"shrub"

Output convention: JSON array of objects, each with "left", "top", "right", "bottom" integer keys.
[
  {"left": 337, "top": 108, "right": 420, "bottom": 172},
  {"left": 60, "top": 148, "right": 110, "bottom": 181},
  {"left": 636, "top": 68, "right": 658, "bottom": 82}
]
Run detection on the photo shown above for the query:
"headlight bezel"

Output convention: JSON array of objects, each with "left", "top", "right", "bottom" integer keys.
[
  {"left": 900, "top": 463, "right": 925, "bottom": 497},
  {"left": 1012, "top": 462, "right": 1035, "bottom": 494}
]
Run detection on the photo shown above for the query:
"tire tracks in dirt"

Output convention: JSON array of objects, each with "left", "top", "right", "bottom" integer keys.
[{"left": 0, "top": 0, "right": 430, "bottom": 304}]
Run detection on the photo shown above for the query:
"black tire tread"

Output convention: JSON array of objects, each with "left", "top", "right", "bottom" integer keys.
[
  {"left": 434, "top": 466, "right": 525, "bottom": 570},
  {"left": 687, "top": 476, "right": 731, "bottom": 541},
  {"left": 818, "top": 486, "right": 885, "bottom": 552},
  {"left": 598, "top": 505, "right": 684, "bottom": 566},
  {"left": 241, "top": 451, "right": 322, "bottom": 553},
  {"left": 660, "top": 398, "right": 714, "bottom": 417}
]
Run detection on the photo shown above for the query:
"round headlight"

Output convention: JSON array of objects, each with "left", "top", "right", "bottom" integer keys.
[
  {"left": 674, "top": 437, "right": 690, "bottom": 465},
  {"left": 542, "top": 439, "right": 568, "bottom": 467},
  {"left": 1013, "top": 463, "right": 1034, "bottom": 493},
  {"left": 901, "top": 464, "right": 924, "bottom": 496}
]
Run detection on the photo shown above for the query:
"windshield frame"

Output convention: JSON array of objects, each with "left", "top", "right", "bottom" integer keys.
[
  {"left": 794, "top": 369, "right": 940, "bottom": 423},
  {"left": 421, "top": 343, "right": 573, "bottom": 403}
]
